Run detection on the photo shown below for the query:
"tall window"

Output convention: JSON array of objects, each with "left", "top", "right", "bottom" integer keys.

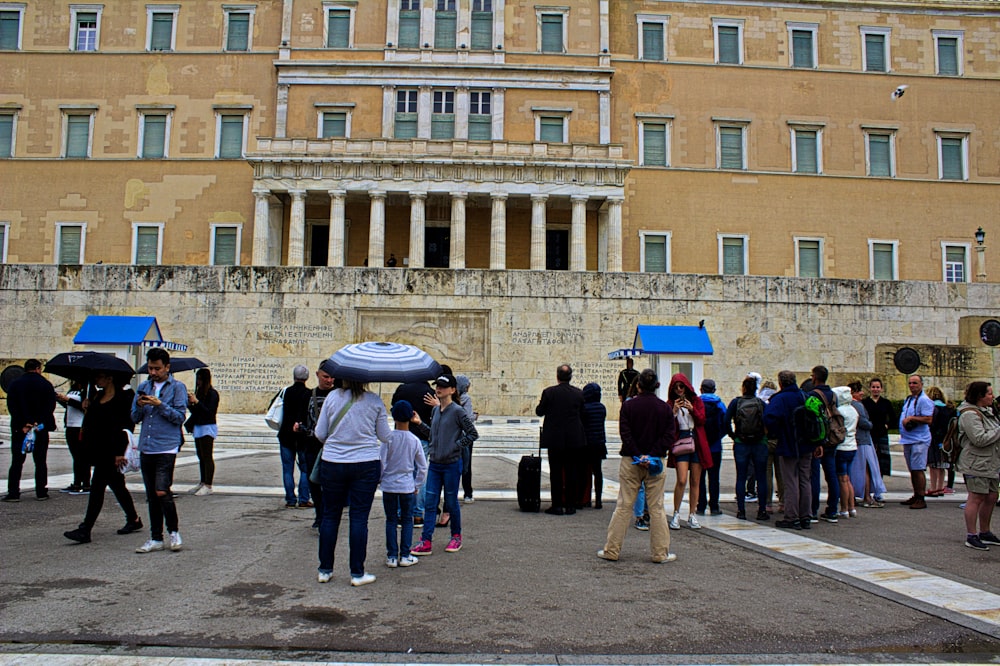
[
  {"left": 468, "top": 91, "right": 492, "bottom": 140},
  {"left": 538, "top": 115, "right": 566, "bottom": 143},
  {"left": 471, "top": 0, "right": 493, "bottom": 50},
  {"left": 225, "top": 9, "right": 253, "bottom": 51},
  {"left": 432, "top": 90, "right": 455, "bottom": 139},
  {"left": 326, "top": 6, "right": 351, "bottom": 48},
  {"left": 942, "top": 244, "right": 968, "bottom": 283},
  {"left": 539, "top": 12, "right": 564, "bottom": 53},
  {"left": 72, "top": 7, "right": 99, "bottom": 51},
  {"left": 0, "top": 8, "right": 22, "bottom": 50},
  {"left": 714, "top": 20, "right": 742, "bottom": 65},
  {"left": 139, "top": 113, "right": 169, "bottom": 158},
  {"left": 216, "top": 113, "right": 247, "bottom": 158},
  {"left": 133, "top": 224, "right": 163, "bottom": 265},
  {"left": 64, "top": 113, "right": 93, "bottom": 158},
  {"left": 320, "top": 111, "right": 347, "bottom": 138},
  {"left": 435, "top": 0, "right": 456, "bottom": 49},
  {"left": 865, "top": 131, "right": 894, "bottom": 177},
  {"left": 0, "top": 112, "right": 14, "bottom": 157},
  {"left": 861, "top": 28, "right": 889, "bottom": 72},
  {"left": 719, "top": 235, "right": 747, "bottom": 275},
  {"left": 869, "top": 240, "right": 897, "bottom": 280},
  {"left": 395, "top": 89, "right": 418, "bottom": 139},
  {"left": 640, "top": 232, "right": 670, "bottom": 273},
  {"left": 791, "top": 126, "right": 821, "bottom": 174},
  {"left": 0, "top": 223, "right": 7, "bottom": 262},
  {"left": 937, "top": 133, "right": 968, "bottom": 181},
  {"left": 637, "top": 17, "right": 666, "bottom": 61},
  {"left": 639, "top": 121, "right": 669, "bottom": 167},
  {"left": 796, "top": 238, "right": 822, "bottom": 278},
  {"left": 147, "top": 8, "right": 177, "bottom": 52},
  {"left": 717, "top": 124, "right": 746, "bottom": 170},
  {"left": 211, "top": 225, "right": 241, "bottom": 266},
  {"left": 398, "top": 0, "right": 420, "bottom": 48},
  {"left": 934, "top": 31, "right": 962, "bottom": 76},
  {"left": 56, "top": 223, "right": 85, "bottom": 264},
  {"left": 788, "top": 23, "right": 817, "bottom": 68}
]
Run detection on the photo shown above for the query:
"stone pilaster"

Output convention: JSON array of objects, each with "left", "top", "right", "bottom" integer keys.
[
  {"left": 327, "top": 189, "right": 347, "bottom": 267},
  {"left": 251, "top": 188, "right": 271, "bottom": 266},
  {"left": 530, "top": 194, "right": 548, "bottom": 271},
  {"left": 570, "top": 195, "right": 588, "bottom": 271},
  {"left": 490, "top": 193, "right": 508, "bottom": 270},
  {"left": 607, "top": 195, "right": 624, "bottom": 273},
  {"left": 450, "top": 192, "right": 468, "bottom": 269},
  {"left": 287, "top": 189, "right": 306, "bottom": 267},
  {"left": 368, "top": 190, "right": 387, "bottom": 268},
  {"left": 409, "top": 192, "right": 427, "bottom": 268}
]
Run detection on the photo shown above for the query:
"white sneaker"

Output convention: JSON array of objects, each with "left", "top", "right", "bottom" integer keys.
[
  {"left": 317, "top": 571, "right": 332, "bottom": 583},
  {"left": 398, "top": 555, "right": 419, "bottom": 567},
  {"left": 136, "top": 539, "right": 164, "bottom": 553},
  {"left": 189, "top": 483, "right": 203, "bottom": 495},
  {"left": 386, "top": 556, "right": 398, "bottom": 568},
  {"left": 195, "top": 485, "right": 212, "bottom": 496},
  {"left": 350, "top": 573, "right": 376, "bottom": 587},
  {"left": 849, "top": 509, "right": 857, "bottom": 518},
  {"left": 463, "top": 496, "right": 474, "bottom": 504},
  {"left": 687, "top": 515, "right": 702, "bottom": 530},
  {"left": 668, "top": 513, "right": 681, "bottom": 530},
  {"left": 168, "top": 531, "right": 183, "bottom": 551},
  {"left": 653, "top": 553, "right": 678, "bottom": 563}
]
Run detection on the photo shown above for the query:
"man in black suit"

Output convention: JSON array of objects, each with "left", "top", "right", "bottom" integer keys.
[
  {"left": 535, "top": 364, "right": 587, "bottom": 515},
  {"left": 4, "top": 359, "right": 58, "bottom": 502}
]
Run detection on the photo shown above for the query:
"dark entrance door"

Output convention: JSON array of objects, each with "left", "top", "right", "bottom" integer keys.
[
  {"left": 546, "top": 229, "right": 569, "bottom": 270},
  {"left": 309, "top": 225, "right": 329, "bottom": 266},
  {"left": 426, "top": 227, "right": 450, "bottom": 267}
]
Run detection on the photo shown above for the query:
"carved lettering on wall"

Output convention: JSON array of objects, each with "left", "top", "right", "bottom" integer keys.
[{"left": 357, "top": 309, "right": 489, "bottom": 373}]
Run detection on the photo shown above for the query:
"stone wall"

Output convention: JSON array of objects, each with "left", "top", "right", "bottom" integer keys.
[{"left": 0, "top": 264, "right": 997, "bottom": 415}]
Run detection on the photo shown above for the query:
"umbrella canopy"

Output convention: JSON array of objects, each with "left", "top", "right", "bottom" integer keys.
[
  {"left": 137, "top": 356, "right": 207, "bottom": 374},
  {"left": 325, "top": 342, "right": 442, "bottom": 384},
  {"left": 45, "top": 351, "right": 135, "bottom": 383}
]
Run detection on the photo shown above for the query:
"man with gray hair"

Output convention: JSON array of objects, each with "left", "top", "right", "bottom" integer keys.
[{"left": 278, "top": 364, "right": 313, "bottom": 509}]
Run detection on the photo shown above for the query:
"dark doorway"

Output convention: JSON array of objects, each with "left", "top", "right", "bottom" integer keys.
[
  {"left": 309, "top": 225, "right": 329, "bottom": 266},
  {"left": 426, "top": 227, "right": 450, "bottom": 268},
  {"left": 546, "top": 229, "right": 569, "bottom": 270}
]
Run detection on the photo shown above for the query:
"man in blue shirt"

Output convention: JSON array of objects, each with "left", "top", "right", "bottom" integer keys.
[
  {"left": 899, "top": 374, "right": 934, "bottom": 509},
  {"left": 131, "top": 348, "right": 188, "bottom": 553}
]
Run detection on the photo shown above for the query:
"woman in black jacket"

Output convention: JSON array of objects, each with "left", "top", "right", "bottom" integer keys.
[{"left": 187, "top": 368, "right": 220, "bottom": 495}]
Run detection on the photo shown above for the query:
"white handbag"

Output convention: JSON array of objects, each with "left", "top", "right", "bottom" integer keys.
[
  {"left": 119, "top": 429, "right": 141, "bottom": 474},
  {"left": 265, "top": 388, "right": 285, "bottom": 430}
]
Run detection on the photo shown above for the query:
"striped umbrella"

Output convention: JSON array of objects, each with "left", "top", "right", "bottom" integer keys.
[{"left": 325, "top": 342, "right": 442, "bottom": 383}]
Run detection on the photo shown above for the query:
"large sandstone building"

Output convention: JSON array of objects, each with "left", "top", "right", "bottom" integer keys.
[{"left": 0, "top": 0, "right": 997, "bottom": 413}]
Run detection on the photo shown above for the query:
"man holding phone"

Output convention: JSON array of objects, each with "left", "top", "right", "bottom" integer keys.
[{"left": 131, "top": 347, "right": 188, "bottom": 553}]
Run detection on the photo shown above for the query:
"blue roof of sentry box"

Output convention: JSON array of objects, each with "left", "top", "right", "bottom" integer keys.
[
  {"left": 632, "top": 325, "right": 714, "bottom": 355},
  {"left": 73, "top": 316, "right": 188, "bottom": 351}
]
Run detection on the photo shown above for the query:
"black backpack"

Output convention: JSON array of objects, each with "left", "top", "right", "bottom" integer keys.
[{"left": 734, "top": 396, "right": 766, "bottom": 441}]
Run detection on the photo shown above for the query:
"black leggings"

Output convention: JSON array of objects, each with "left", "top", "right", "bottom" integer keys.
[
  {"left": 66, "top": 427, "right": 91, "bottom": 487},
  {"left": 195, "top": 436, "right": 215, "bottom": 485},
  {"left": 83, "top": 456, "right": 139, "bottom": 528}
]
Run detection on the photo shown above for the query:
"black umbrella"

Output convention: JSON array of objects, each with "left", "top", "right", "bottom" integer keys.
[
  {"left": 137, "top": 356, "right": 207, "bottom": 374},
  {"left": 45, "top": 351, "right": 135, "bottom": 383}
]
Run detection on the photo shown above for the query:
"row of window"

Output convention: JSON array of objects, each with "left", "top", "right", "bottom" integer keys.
[{"left": 641, "top": 234, "right": 975, "bottom": 283}]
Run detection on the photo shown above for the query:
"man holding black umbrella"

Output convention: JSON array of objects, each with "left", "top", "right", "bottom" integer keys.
[{"left": 4, "top": 359, "right": 57, "bottom": 502}]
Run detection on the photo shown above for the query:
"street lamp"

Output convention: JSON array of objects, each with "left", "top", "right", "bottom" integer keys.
[
  {"left": 974, "top": 226, "right": 987, "bottom": 281},
  {"left": 975, "top": 226, "right": 985, "bottom": 245}
]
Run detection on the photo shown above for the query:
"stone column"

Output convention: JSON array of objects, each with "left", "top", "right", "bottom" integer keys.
[
  {"left": 606, "top": 195, "right": 624, "bottom": 272},
  {"left": 570, "top": 195, "right": 588, "bottom": 271},
  {"left": 268, "top": 197, "right": 283, "bottom": 265},
  {"left": 409, "top": 192, "right": 427, "bottom": 268},
  {"left": 368, "top": 190, "right": 387, "bottom": 268},
  {"left": 490, "top": 193, "right": 508, "bottom": 270},
  {"left": 287, "top": 189, "right": 307, "bottom": 267},
  {"left": 417, "top": 86, "right": 432, "bottom": 139},
  {"left": 252, "top": 188, "right": 272, "bottom": 265},
  {"left": 597, "top": 205, "right": 609, "bottom": 273},
  {"left": 327, "top": 189, "right": 347, "bottom": 267},
  {"left": 450, "top": 192, "right": 468, "bottom": 269},
  {"left": 530, "top": 194, "right": 548, "bottom": 270}
]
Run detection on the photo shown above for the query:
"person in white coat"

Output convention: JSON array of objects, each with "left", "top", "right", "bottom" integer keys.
[{"left": 833, "top": 386, "right": 859, "bottom": 518}]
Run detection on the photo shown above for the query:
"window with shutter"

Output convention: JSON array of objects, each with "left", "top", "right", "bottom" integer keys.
[
  {"left": 797, "top": 240, "right": 821, "bottom": 278},
  {"left": 468, "top": 91, "right": 491, "bottom": 140},
  {"left": 944, "top": 246, "right": 966, "bottom": 282},
  {"left": 75, "top": 12, "right": 98, "bottom": 51},
  {"left": 65, "top": 115, "right": 91, "bottom": 158},
  {"left": 791, "top": 30, "right": 814, "bottom": 68},
  {"left": 471, "top": 11, "right": 492, "bottom": 50},
  {"left": 432, "top": 91, "right": 455, "bottom": 139},
  {"left": 398, "top": 2, "right": 420, "bottom": 48},
  {"left": 719, "top": 126, "right": 744, "bottom": 169},
  {"left": 150, "top": 13, "right": 173, "bottom": 51},
  {"left": 58, "top": 225, "right": 83, "bottom": 264},
  {"left": 0, "top": 115, "right": 12, "bottom": 157},
  {"left": 321, "top": 112, "right": 347, "bottom": 138},
  {"left": 642, "top": 23, "right": 664, "bottom": 60},
  {"left": 395, "top": 90, "right": 418, "bottom": 139},
  {"left": 135, "top": 227, "right": 160, "bottom": 265},
  {"left": 539, "top": 116, "right": 564, "bottom": 142},
  {"left": 0, "top": 11, "right": 19, "bottom": 50},
  {"left": 794, "top": 130, "right": 818, "bottom": 173},
  {"left": 939, "top": 137, "right": 964, "bottom": 180},
  {"left": 864, "top": 33, "right": 885, "bottom": 72},
  {"left": 540, "top": 14, "right": 563, "bottom": 53},
  {"left": 936, "top": 37, "right": 958, "bottom": 75},
  {"left": 213, "top": 227, "right": 238, "bottom": 266},
  {"left": 717, "top": 26, "right": 740, "bottom": 64},
  {"left": 141, "top": 115, "right": 166, "bottom": 158},
  {"left": 867, "top": 133, "right": 891, "bottom": 177},
  {"left": 722, "top": 237, "right": 745, "bottom": 275},
  {"left": 642, "top": 123, "right": 667, "bottom": 166},
  {"left": 327, "top": 9, "right": 350, "bottom": 47},
  {"left": 872, "top": 242, "right": 895, "bottom": 280},
  {"left": 218, "top": 115, "right": 245, "bottom": 158},
  {"left": 435, "top": 1, "right": 456, "bottom": 49},
  {"left": 643, "top": 236, "right": 667, "bottom": 273},
  {"left": 227, "top": 12, "right": 250, "bottom": 51}
]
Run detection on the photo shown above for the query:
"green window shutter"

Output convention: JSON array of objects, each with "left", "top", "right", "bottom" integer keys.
[
  {"left": 431, "top": 116, "right": 454, "bottom": 139},
  {"left": 213, "top": 228, "right": 238, "bottom": 265},
  {"left": 58, "top": 226, "right": 82, "bottom": 264},
  {"left": 864, "top": 34, "right": 885, "bottom": 72},
  {"left": 644, "top": 236, "right": 667, "bottom": 273},
  {"left": 471, "top": 12, "right": 492, "bottom": 50},
  {"left": 398, "top": 11, "right": 420, "bottom": 48},
  {"left": 872, "top": 243, "right": 893, "bottom": 279},
  {"left": 940, "top": 137, "right": 963, "bottom": 180},
  {"left": 719, "top": 127, "right": 743, "bottom": 169},
  {"left": 0, "top": 11, "right": 19, "bottom": 50},
  {"left": 322, "top": 112, "right": 346, "bottom": 138},
  {"left": 868, "top": 134, "right": 890, "bottom": 176},
  {"left": 541, "top": 14, "right": 562, "bottom": 53},
  {"left": 66, "top": 115, "right": 91, "bottom": 158},
  {"left": 395, "top": 115, "right": 417, "bottom": 139},
  {"left": 792, "top": 30, "right": 813, "bottom": 68},
  {"left": 717, "top": 26, "right": 739, "bottom": 64},
  {"left": 937, "top": 38, "right": 958, "bottom": 75},
  {"left": 435, "top": 11, "right": 456, "bottom": 49},
  {"left": 142, "top": 115, "right": 166, "bottom": 158},
  {"left": 642, "top": 124, "right": 666, "bottom": 166},
  {"left": 642, "top": 23, "right": 663, "bottom": 61},
  {"left": 722, "top": 237, "right": 745, "bottom": 275},
  {"left": 798, "top": 240, "right": 820, "bottom": 277},
  {"left": 0, "top": 115, "right": 12, "bottom": 157},
  {"left": 150, "top": 13, "right": 173, "bottom": 51},
  {"left": 135, "top": 227, "right": 160, "bottom": 264},
  {"left": 539, "top": 116, "right": 564, "bottom": 142},
  {"left": 795, "top": 130, "right": 818, "bottom": 173},
  {"left": 468, "top": 116, "right": 491, "bottom": 140},
  {"left": 227, "top": 13, "right": 250, "bottom": 51},
  {"left": 219, "top": 115, "right": 244, "bottom": 158},
  {"left": 327, "top": 9, "right": 350, "bottom": 48},
  {"left": 945, "top": 246, "right": 966, "bottom": 282}
]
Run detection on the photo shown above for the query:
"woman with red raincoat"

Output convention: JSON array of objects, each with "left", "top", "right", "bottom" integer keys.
[{"left": 666, "top": 373, "right": 714, "bottom": 530}]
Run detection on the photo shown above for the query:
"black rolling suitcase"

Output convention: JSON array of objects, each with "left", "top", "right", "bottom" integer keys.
[{"left": 517, "top": 430, "right": 542, "bottom": 512}]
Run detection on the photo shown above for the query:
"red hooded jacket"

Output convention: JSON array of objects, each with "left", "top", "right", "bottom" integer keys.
[{"left": 665, "top": 372, "right": 714, "bottom": 470}]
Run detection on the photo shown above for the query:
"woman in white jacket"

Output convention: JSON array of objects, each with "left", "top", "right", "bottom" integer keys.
[{"left": 834, "top": 386, "right": 859, "bottom": 518}]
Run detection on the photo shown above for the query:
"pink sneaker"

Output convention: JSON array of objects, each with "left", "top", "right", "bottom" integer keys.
[
  {"left": 445, "top": 535, "right": 462, "bottom": 552},
  {"left": 941, "top": 487, "right": 955, "bottom": 495},
  {"left": 411, "top": 539, "right": 433, "bottom": 556}
]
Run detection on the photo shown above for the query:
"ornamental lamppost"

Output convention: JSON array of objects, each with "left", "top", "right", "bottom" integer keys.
[{"left": 974, "top": 226, "right": 987, "bottom": 282}]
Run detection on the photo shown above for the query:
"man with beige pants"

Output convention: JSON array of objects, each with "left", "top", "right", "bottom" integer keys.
[{"left": 598, "top": 369, "right": 678, "bottom": 563}]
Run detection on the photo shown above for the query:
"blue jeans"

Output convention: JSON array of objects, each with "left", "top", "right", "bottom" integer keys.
[
  {"left": 697, "top": 449, "right": 723, "bottom": 512},
  {"left": 279, "top": 445, "right": 310, "bottom": 505},
  {"left": 422, "top": 459, "right": 462, "bottom": 542},
  {"left": 811, "top": 450, "right": 839, "bottom": 516},
  {"left": 633, "top": 482, "right": 648, "bottom": 519},
  {"left": 734, "top": 440, "right": 768, "bottom": 514},
  {"left": 413, "top": 439, "right": 429, "bottom": 518},
  {"left": 383, "top": 491, "right": 416, "bottom": 558},
  {"left": 140, "top": 452, "right": 178, "bottom": 541},
  {"left": 317, "top": 459, "right": 381, "bottom": 577}
]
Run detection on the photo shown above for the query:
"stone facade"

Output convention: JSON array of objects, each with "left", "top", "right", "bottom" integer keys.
[{"left": 0, "top": 265, "right": 996, "bottom": 415}]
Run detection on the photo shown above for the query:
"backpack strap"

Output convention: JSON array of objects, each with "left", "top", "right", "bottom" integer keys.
[{"left": 812, "top": 389, "right": 834, "bottom": 416}]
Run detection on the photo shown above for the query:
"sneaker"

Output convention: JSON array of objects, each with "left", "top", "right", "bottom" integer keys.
[
  {"left": 634, "top": 517, "right": 649, "bottom": 531},
  {"left": 70, "top": 487, "right": 90, "bottom": 495},
  {"left": 117, "top": 519, "right": 143, "bottom": 535},
  {"left": 285, "top": 502, "right": 297, "bottom": 508},
  {"left": 756, "top": 511, "right": 770, "bottom": 521},
  {"left": 413, "top": 516, "right": 424, "bottom": 527},
  {"left": 136, "top": 539, "right": 165, "bottom": 553},
  {"left": 61, "top": 485, "right": 81, "bottom": 494},
  {"left": 386, "top": 556, "right": 398, "bottom": 568},
  {"left": 36, "top": 493, "right": 49, "bottom": 501},
  {"left": 2, "top": 494, "right": 21, "bottom": 502},
  {"left": 870, "top": 499, "right": 885, "bottom": 508},
  {"left": 965, "top": 535, "right": 989, "bottom": 551},
  {"left": 799, "top": 518, "right": 812, "bottom": 530},
  {"left": 978, "top": 531, "right": 1000, "bottom": 546},
  {"left": 652, "top": 553, "right": 678, "bottom": 563},
  {"left": 838, "top": 511, "right": 849, "bottom": 518},
  {"left": 775, "top": 519, "right": 801, "bottom": 530},
  {"left": 687, "top": 515, "right": 701, "bottom": 529},
  {"left": 168, "top": 531, "right": 183, "bottom": 551},
  {"left": 596, "top": 549, "right": 618, "bottom": 561},
  {"left": 64, "top": 527, "right": 91, "bottom": 543},
  {"left": 350, "top": 573, "right": 376, "bottom": 587},
  {"left": 820, "top": 512, "right": 839, "bottom": 523},
  {"left": 941, "top": 487, "right": 955, "bottom": 494},
  {"left": 398, "top": 555, "right": 419, "bottom": 567},
  {"left": 445, "top": 535, "right": 462, "bottom": 552},
  {"left": 317, "top": 571, "right": 332, "bottom": 583},
  {"left": 736, "top": 511, "right": 747, "bottom": 520},
  {"left": 710, "top": 508, "right": 724, "bottom": 516},
  {"left": 809, "top": 515, "right": 819, "bottom": 523},
  {"left": 411, "top": 539, "right": 433, "bottom": 556},
  {"left": 668, "top": 513, "right": 681, "bottom": 530},
  {"left": 849, "top": 509, "right": 857, "bottom": 518},
  {"left": 190, "top": 482, "right": 204, "bottom": 495},
  {"left": 745, "top": 493, "right": 757, "bottom": 501},
  {"left": 695, "top": 509, "right": 706, "bottom": 516},
  {"left": 463, "top": 496, "right": 474, "bottom": 504},
  {"left": 195, "top": 485, "right": 212, "bottom": 496},
  {"left": 298, "top": 500, "right": 314, "bottom": 508}
]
